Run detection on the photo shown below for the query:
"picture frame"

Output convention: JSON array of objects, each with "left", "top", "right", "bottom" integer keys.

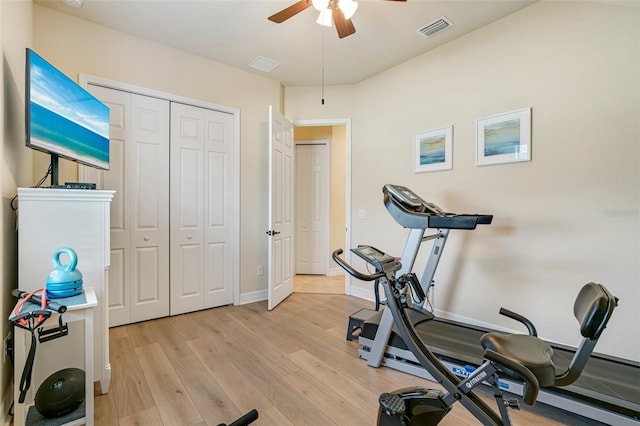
[
  {"left": 414, "top": 126, "right": 453, "bottom": 173},
  {"left": 476, "top": 108, "right": 531, "bottom": 166}
]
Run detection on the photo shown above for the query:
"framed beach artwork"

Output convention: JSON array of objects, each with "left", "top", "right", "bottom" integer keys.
[
  {"left": 414, "top": 126, "right": 453, "bottom": 173},
  {"left": 476, "top": 108, "right": 531, "bottom": 166}
]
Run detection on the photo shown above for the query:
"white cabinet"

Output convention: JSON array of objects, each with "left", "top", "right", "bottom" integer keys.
[{"left": 17, "top": 188, "right": 114, "bottom": 394}]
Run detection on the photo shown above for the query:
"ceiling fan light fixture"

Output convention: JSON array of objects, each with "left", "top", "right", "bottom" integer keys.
[
  {"left": 316, "top": 9, "right": 333, "bottom": 27},
  {"left": 340, "top": 0, "right": 358, "bottom": 20},
  {"left": 312, "top": 0, "right": 330, "bottom": 12}
]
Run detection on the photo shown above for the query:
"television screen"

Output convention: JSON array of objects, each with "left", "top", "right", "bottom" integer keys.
[{"left": 26, "top": 48, "right": 109, "bottom": 171}]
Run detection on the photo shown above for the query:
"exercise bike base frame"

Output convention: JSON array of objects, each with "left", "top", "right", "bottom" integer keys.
[{"left": 356, "top": 334, "right": 640, "bottom": 426}]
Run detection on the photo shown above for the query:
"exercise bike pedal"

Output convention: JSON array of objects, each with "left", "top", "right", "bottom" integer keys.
[
  {"left": 379, "top": 392, "right": 406, "bottom": 416},
  {"left": 504, "top": 399, "right": 520, "bottom": 410}
]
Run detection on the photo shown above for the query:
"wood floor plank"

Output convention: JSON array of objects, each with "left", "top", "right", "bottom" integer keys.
[
  {"left": 93, "top": 388, "right": 118, "bottom": 426},
  {"left": 135, "top": 342, "right": 203, "bottom": 426},
  {"left": 226, "top": 305, "right": 302, "bottom": 355},
  {"left": 221, "top": 341, "right": 337, "bottom": 425},
  {"left": 287, "top": 349, "right": 382, "bottom": 416},
  {"left": 126, "top": 320, "right": 158, "bottom": 347},
  {"left": 206, "top": 314, "right": 299, "bottom": 377},
  {"left": 109, "top": 325, "right": 129, "bottom": 341},
  {"left": 170, "top": 354, "right": 242, "bottom": 425},
  {"left": 283, "top": 368, "right": 374, "bottom": 425},
  {"left": 167, "top": 312, "right": 204, "bottom": 341},
  {"left": 108, "top": 331, "right": 156, "bottom": 419},
  {"left": 187, "top": 337, "right": 273, "bottom": 414},
  {"left": 257, "top": 406, "right": 295, "bottom": 426},
  {"left": 293, "top": 274, "right": 345, "bottom": 294},
  {"left": 117, "top": 406, "right": 163, "bottom": 426},
  {"left": 148, "top": 316, "right": 195, "bottom": 360}
]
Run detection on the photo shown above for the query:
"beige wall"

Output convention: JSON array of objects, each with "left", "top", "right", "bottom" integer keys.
[
  {"left": 1, "top": 0, "right": 33, "bottom": 418},
  {"left": 294, "top": 125, "right": 347, "bottom": 270},
  {"left": 33, "top": 5, "right": 283, "bottom": 297},
  {"left": 287, "top": 1, "right": 639, "bottom": 361}
]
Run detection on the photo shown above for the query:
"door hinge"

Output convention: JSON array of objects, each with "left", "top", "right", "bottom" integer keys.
[{"left": 266, "top": 230, "right": 281, "bottom": 236}]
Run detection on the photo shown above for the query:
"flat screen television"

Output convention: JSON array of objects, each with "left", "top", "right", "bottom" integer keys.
[{"left": 25, "top": 48, "right": 110, "bottom": 187}]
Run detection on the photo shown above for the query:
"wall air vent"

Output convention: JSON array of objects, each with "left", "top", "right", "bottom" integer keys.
[{"left": 417, "top": 16, "right": 454, "bottom": 38}]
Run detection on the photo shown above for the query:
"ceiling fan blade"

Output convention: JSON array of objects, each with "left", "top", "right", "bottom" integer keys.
[
  {"left": 332, "top": 8, "right": 356, "bottom": 39},
  {"left": 268, "top": 0, "right": 312, "bottom": 23}
]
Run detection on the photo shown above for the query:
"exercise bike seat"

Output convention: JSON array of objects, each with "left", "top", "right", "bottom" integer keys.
[
  {"left": 480, "top": 282, "right": 617, "bottom": 389},
  {"left": 480, "top": 333, "right": 556, "bottom": 387}
]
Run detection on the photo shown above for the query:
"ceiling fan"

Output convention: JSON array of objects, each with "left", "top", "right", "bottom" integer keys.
[{"left": 268, "top": 0, "right": 407, "bottom": 39}]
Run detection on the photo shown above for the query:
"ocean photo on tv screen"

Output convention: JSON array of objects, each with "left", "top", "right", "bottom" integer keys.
[{"left": 27, "top": 49, "right": 109, "bottom": 170}]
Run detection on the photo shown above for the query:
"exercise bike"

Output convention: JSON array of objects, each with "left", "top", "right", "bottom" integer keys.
[
  {"left": 217, "top": 409, "right": 258, "bottom": 426},
  {"left": 334, "top": 245, "right": 616, "bottom": 425}
]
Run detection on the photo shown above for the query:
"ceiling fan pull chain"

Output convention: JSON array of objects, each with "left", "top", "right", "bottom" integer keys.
[{"left": 321, "top": 25, "right": 326, "bottom": 105}]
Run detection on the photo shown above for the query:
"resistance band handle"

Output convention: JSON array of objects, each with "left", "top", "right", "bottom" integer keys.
[
  {"left": 18, "top": 331, "right": 37, "bottom": 403},
  {"left": 12, "top": 289, "right": 67, "bottom": 313}
]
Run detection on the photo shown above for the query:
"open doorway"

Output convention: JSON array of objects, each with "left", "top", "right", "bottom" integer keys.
[{"left": 293, "top": 122, "right": 349, "bottom": 294}]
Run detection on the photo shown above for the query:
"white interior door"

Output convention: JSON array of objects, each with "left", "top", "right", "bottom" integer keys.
[
  {"left": 268, "top": 106, "right": 294, "bottom": 310},
  {"left": 295, "top": 141, "right": 329, "bottom": 275}
]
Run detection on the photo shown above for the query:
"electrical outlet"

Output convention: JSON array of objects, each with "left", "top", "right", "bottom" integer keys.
[
  {"left": 257, "top": 265, "right": 264, "bottom": 276},
  {"left": 4, "top": 331, "right": 12, "bottom": 363}
]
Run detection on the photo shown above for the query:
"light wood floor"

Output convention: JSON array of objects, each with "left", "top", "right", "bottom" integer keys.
[
  {"left": 94, "top": 293, "right": 603, "bottom": 426},
  {"left": 293, "top": 274, "right": 345, "bottom": 294}
]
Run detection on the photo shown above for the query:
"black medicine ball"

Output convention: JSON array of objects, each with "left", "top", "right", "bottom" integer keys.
[{"left": 35, "top": 368, "right": 85, "bottom": 418}]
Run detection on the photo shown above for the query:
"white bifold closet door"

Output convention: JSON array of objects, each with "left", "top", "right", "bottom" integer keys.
[
  {"left": 83, "top": 85, "right": 170, "bottom": 327},
  {"left": 170, "top": 102, "right": 235, "bottom": 315}
]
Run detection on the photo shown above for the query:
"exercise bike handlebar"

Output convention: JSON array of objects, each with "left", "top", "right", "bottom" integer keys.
[
  {"left": 483, "top": 349, "right": 540, "bottom": 406},
  {"left": 332, "top": 249, "right": 385, "bottom": 281}
]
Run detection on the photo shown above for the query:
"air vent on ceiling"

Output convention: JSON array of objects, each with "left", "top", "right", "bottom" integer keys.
[
  {"left": 417, "top": 16, "right": 454, "bottom": 38},
  {"left": 249, "top": 56, "right": 280, "bottom": 73}
]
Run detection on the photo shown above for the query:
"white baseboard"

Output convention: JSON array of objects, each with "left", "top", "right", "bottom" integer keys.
[
  {"left": 238, "top": 289, "right": 267, "bottom": 305},
  {"left": 328, "top": 267, "right": 344, "bottom": 277},
  {"left": 349, "top": 285, "right": 375, "bottom": 302}
]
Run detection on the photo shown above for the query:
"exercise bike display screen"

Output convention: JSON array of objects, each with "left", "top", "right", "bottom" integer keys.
[{"left": 351, "top": 246, "right": 394, "bottom": 267}]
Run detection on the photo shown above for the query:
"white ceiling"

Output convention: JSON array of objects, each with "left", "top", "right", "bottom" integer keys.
[{"left": 35, "top": 0, "right": 536, "bottom": 87}]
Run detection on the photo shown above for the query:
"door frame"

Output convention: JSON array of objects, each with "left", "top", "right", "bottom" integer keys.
[
  {"left": 293, "top": 119, "right": 352, "bottom": 295},
  {"left": 78, "top": 74, "right": 241, "bottom": 304}
]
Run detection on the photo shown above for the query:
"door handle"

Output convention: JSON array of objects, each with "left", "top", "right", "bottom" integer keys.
[{"left": 266, "top": 230, "right": 281, "bottom": 236}]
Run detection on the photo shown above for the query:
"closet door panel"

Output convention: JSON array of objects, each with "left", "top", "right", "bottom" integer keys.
[
  {"left": 204, "top": 110, "right": 235, "bottom": 308},
  {"left": 295, "top": 146, "right": 311, "bottom": 273},
  {"left": 108, "top": 248, "right": 127, "bottom": 325},
  {"left": 84, "top": 85, "right": 132, "bottom": 327},
  {"left": 170, "top": 103, "right": 205, "bottom": 315},
  {"left": 130, "top": 95, "right": 170, "bottom": 322}
]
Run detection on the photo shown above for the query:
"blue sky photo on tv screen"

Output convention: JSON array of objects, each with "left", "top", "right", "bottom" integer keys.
[{"left": 27, "top": 49, "right": 109, "bottom": 170}]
